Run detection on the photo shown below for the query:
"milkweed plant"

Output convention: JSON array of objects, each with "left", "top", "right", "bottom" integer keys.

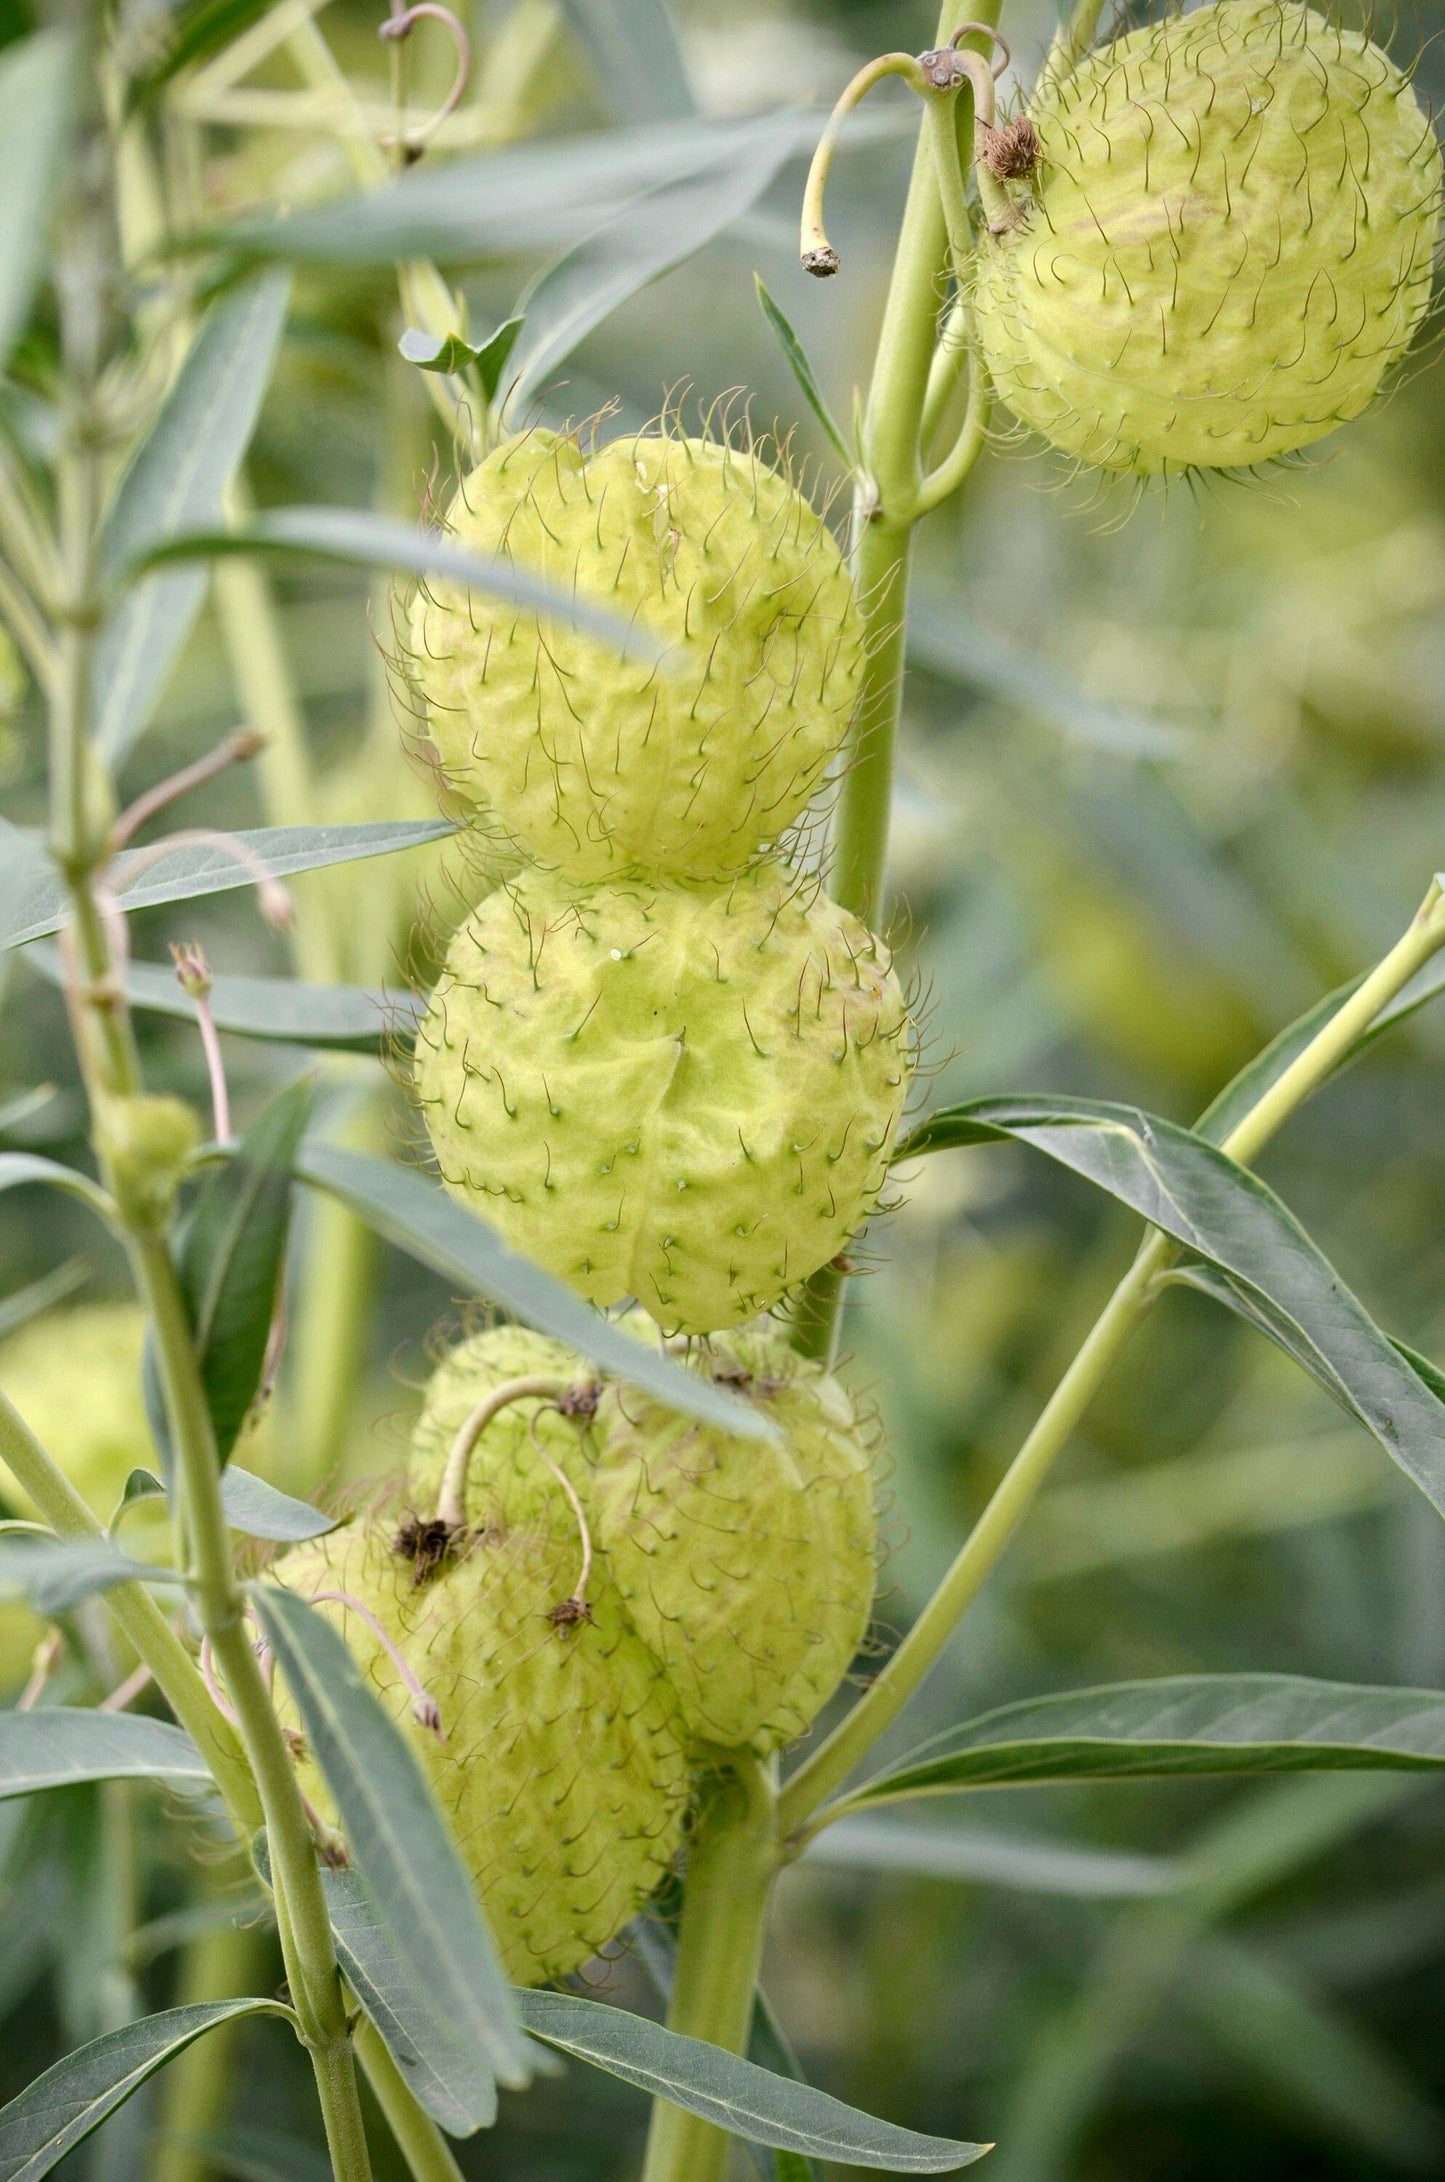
[{"left": 0, "top": 0, "right": 1441, "bottom": 2176}]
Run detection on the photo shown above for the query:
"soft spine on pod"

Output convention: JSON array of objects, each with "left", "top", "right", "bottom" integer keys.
[{"left": 972, "top": 0, "right": 1443, "bottom": 476}]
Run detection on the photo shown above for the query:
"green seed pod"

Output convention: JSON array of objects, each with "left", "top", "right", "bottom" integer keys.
[
  {"left": 413, "top": 862, "right": 912, "bottom": 1335},
  {"left": 589, "top": 1324, "right": 878, "bottom": 1755},
  {"left": 275, "top": 1515, "right": 689, "bottom": 1985},
  {"left": 407, "top": 429, "right": 864, "bottom": 882},
  {"left": 973, "top": 0, "right": 1443, "bottom": 475},
  {"left": 406, "top": 1323, "right": 594, "bottom": 1533}
]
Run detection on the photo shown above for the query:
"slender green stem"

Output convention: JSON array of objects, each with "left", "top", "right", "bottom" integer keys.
[
  {"left": 640, "top": 1758, "right": 780, "bottom": 2182},
  {"left": 154, "top": 1920, "right": 267, "bottom": 2182},
  {"left": 915, "top": 350, "right": 990, "bottom": 517},
  {"left": 780, "top": 880, "right": 1445, "bottom": 1839}
]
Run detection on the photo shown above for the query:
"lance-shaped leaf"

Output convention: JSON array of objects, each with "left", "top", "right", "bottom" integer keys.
[
  {"left": 559, "top": 0, "right": 694, "bottom": 122},
  {"left": 839, "top": 1675, "right": 1445, "bottom": 1808},
  {"left": 0, "top": 2001, "right": 286, "bottom": 2182},
  {"left": 754, "top": 278, "right": 854, "bottom": 473},
  {"left": 207, "top": 117, "right": 801, "bottom": 265},
  {"left": 802, "top": 1814, "right": 1180, "bottom": 1899},
  {"left": 24, "top": 944, "right": 412, "bottom": 1051},
  {"left": 132, "top": 506, "right": 658, "bottom": 660},
  {"left": 0, "top": 1153, "right": 110, "bottom": 1220},
  {"left": 0, "top": 1538, "right": 179, "bottom": 1615},
  {"left": 169, "top": 1077, "right": 312, "bottom": 1465},
  {"left": 94, "top": 273, "right": 291, "bottom": 763},
  {"left": 218, "top": 1467, "right": 337, "bottom": 1542},
  {"left": 0, "top": 33, "right": 75, "bottom": 374},
  {"left": 2, "top": 818, "right": 455, "bottom": 951},
  {"left": 899, "top": 1093, "right": 1445, "bottom": 1515},
  {"left": 295, "top": 1142, "right": 774, "bottom": 1440},
  {"left": 0, "top": 1711, "right": 208, "bottom": 1801},
  {"left": 512, "top": 1990, "right": 988, "bottom": 2169},
  {"left": 507, "top": 120, "right": 801, "bottom": 412},
  {"left": 249, "top": 1582, "right": 533, "bottom": 2093},
  {"left": 399, "top": 317, "right": 524, "bottom": 400},
  {"left": 1196, "top": 951, "right": 1445, "bottom": 1147}
]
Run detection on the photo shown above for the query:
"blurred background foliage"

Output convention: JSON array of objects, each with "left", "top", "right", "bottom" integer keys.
[{"left": 1, "top": 0, "right": 1444, "bottom": 2174}]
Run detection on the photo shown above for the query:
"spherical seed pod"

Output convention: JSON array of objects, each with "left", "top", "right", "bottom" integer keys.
[
  {"left": 413, "top": 862, "right": 912, "bottom": 1335},
  {"left": 275, "top": 1515, "right": 689, "bottom": 1985},
  {"left": 407, "top": 428, "right": 865, "bottom": 882},
  {"left": 973, "top": 0, "right": 1443, "bottom": 475},
  {"left": 589, "top": 1324, "right": 878, "bottom": 1754}
]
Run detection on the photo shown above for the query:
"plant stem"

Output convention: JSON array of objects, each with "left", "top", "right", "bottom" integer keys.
[
  {"left": 640, "top": 1759, "right": 780, "bottom": 2182},
  {"left": 794, "top": 3, "right": 1000, "bottom": 1366},
  {"left": 153, "top": 1920, "right": 267, "bottom": 2182},
  {"left": 780, "top": 880, "right": 1445, "bottom": 1838}
]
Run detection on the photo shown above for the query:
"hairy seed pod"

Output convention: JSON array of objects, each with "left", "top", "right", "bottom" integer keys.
[
  {"left": 404, "top": 1320, "right": 879, "bottom": 1754},
  {"left": 589, "top": 1323, "right": 878, "bottom": 1754},
  {"left": 973, "top": 0, "right": 1443, "bottom": 475},
  {"left": 413, "top": 863, "right": 912, "bottom": 1335},
  {"left": 275, "top": 1517, "right": 689, "bottom": 1984},
  {"left": 407, "top": 429, "right": 864, "bottom": 882}
]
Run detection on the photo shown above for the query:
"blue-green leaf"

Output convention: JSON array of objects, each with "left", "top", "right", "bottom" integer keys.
[
  {"left": 131, "top": 506, "right": 659, "bottom": 661},
  {"left": 295, "top": 1142, "right": 774, "bottom": 1441},
  {"left": 754, "top": 277, "right": 855, "bottom": 472},
  {"left": 219, "top": 1468, "right": 337, "bottom": 1542},
  {"left": 900, "top": 1093, "right": 1445, "bottom": 1515},
  {"left": 0, "top": 33, "right": 75, "bottom": 374},
  {"left": 803, "top": 1813, "right": 1180, "bottom": 1898},
  {"left": 249, "top": 1583, "right": 533, "bottom": 2094},
  {"left": 24, "top": 943, "right": 411, "bottom": 1051},
  {"left": 512, "top": 1991, "right": 988, "bottom": 2168},
  {"left": 94, "top": 273, "right": 291, "bottom": 763},
  {"left": 0, "top": 1153, "right": 110, "bottom": 1220},
  {"left": 399, "top": 317, "right": 524, "bottom": 402},
  {"left": 841, "top": 1675, "right": 1445, "bottom": 1808},
  {"left": 0, "top": 2002, "right": 285, "bottom": 2181},
  {"left": 171, "top": 1077, "right": 312, "bottom": 1464},
  {"left": 2, "top": 820, "right": 455, "bottom": 951},
  {"left": 0, "top": 1538, "right": 179, "bottom": 1614},
  {"left": 508, "top": 120, "right": 800, "bottom": 412},
  {"left": 559, "top": 0, "right": 694, "bottom": 122},
  {"left": 0, "top": 1711, "right": 208, "bottom": 1800}
]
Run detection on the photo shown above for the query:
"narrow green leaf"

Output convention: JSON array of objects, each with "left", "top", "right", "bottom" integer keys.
[
  {"left": 205, "top": 118, "right": 784, "bottom": 265},
  {"left": 0, "top": 1711, "right": 208, "bottom": 1800},
  {"left": 94, "top": 272, "right": 291, "bottom": 763},
  {"left": 171, "top": 1078, "right": 312, "bottom": 1463},
  {"left": 0, "top": 2002, "right": 284, "bottom": 2181},
  {"left": 399, "top": 317, "right": 524, "bottom": 401},
  {"left": 0, "top": 1153, "right": 110, "bottom": 1220},
  {"left": 1186, "top": 1936, "right": 1442, "bottom": 2167},
  {"left": 754, "top": 277, "right": 855, "bottom": 472},
  {"left": 0, "top": 1261, "right": 89, "bottom": 1342},
  {"left": 558, "top": 0, "right": 694, "bottom": 122},
  {"left": 219, "top": 1468, "right": 337, "bottom": 1542},
  {"left": 899, "top": 1093, "right": 1445, "bottom": 1515},
  {"left": 513, "top": 1990, "right": 988, "bottom": 2169},
  {"left": 2, "top": 819, "right": 455, "bottom": 951},
  {"left": 0, "top": 33, "right": 75, "bottom": 374},
  {"left": 844, "top": 1675, "right": 1445, "bottom": 1807},
  {"left": 0, "top": 1088, "right": 60, "bottom": 1139},
  {"left": 112, "top": 1468, "right": 167, "bottom": 1521},
  {"left": 0, "top": 1538, "right": 179, "bottom": 1614},
  {"left": 315, "top": 1854, "right": 502, "bottom": 2133},
  {"left": 1196, "top": 952, "right": 1445, "bottom": 1147},
  {"left": 249, "top": 1583, "right": 532, "bottom": 2092},
  {"left": 803, "top": 1814, "right": 1180, "bottom": 1898},
  {"left": 507, "top": 124, "right": 799, "bottom": 412},
  {"left": 123, "top": 0, "right": 278, "bottom": 110},
  {"left": 131, "top": 506, "right": 660, "bottom": 661},
  {"left": 907, "top": 590, "right": 1188, "bottom": 759},
  {"left": 295, "top": 1141, "right": 775, "bottom": 1441},
  {"left": 24, "top": 942, "right": 412, "bottom": 1051}
]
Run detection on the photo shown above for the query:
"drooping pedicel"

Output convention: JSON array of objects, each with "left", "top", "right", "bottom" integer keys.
[
  {"left": 404, "top": 1320, "right": 880, "bottom": 1756},
  {"left": 413, "top": 862, "right": 912, "bottom": 1335},
  {"left": 275, "top": 1517, "right": 689, "bottom": 1985},
  {"left": 407, "top": 428, "right": 864, "bottom": 880},
  {"left": 973, "top": 0, "right": 1443, "bottom": 475}
]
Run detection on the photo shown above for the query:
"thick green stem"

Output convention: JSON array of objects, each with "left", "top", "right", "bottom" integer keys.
[
  {"left": 781, "top": 880, "right": 1445, "bottom": 1838},
  {"left": 640, "top": 1761, "right": 779, "bottom": 2182}
]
